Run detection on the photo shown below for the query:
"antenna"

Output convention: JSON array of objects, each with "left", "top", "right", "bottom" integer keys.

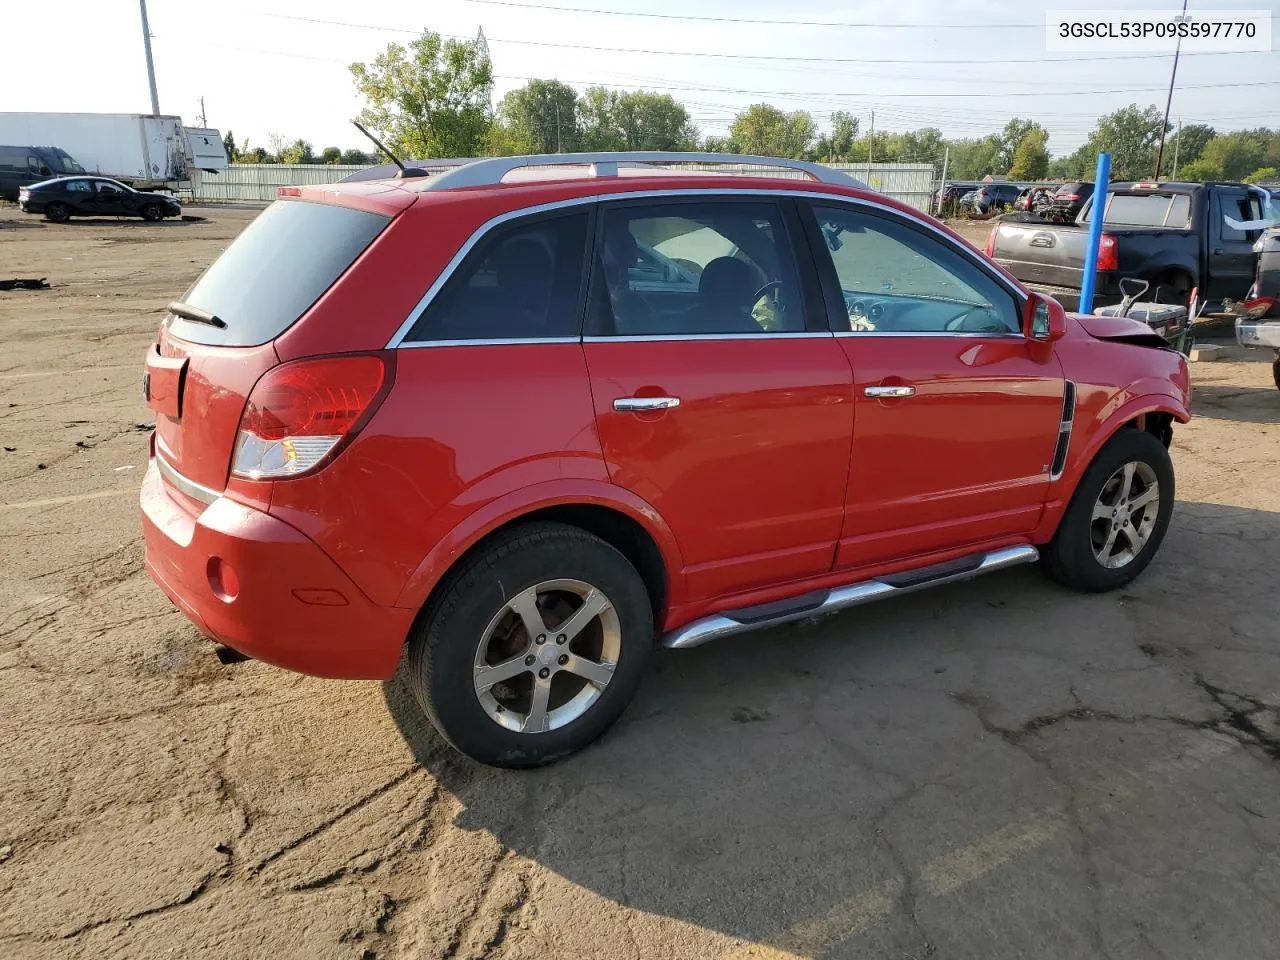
[{"left": 351, "top": 121, "right": 428, "bottom": 179}]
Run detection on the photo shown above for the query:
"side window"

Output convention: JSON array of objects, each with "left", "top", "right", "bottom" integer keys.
[
  {"left": 1219, "top": 190, "right": 1264, "bottom": 243},
  {"left": 95, "top": 181, "right": 122, "bottom": 194},
  {"left": 66, "top": 180, "right": 91, "bottom": 193},
  {"left": 812, "top": 203, "right": 1020, "bottom": 335},
  {"left": 589, "top": 200, "right": 804, "bottom": 336},
  {"left": 406, "top": 211, "right": 589, "bottom": 342}
]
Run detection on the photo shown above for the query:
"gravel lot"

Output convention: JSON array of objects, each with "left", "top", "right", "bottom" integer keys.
[{"left": 2, "top": 205, "right": 1279, "bottom": 960}]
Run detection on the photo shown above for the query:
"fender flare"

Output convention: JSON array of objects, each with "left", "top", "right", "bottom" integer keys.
[
  {"left": 1058, "top": 390, "right": 1189, "bottom": 496},
  {"left": 392, "top": 478, "right": 687, "bottom": 613}
]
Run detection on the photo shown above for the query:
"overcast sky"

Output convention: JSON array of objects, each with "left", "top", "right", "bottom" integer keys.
[{"left": 4, "top": 0, "right": 1277, "bottom": 161}]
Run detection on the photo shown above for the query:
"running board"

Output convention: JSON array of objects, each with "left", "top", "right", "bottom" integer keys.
[{"left": 661, "top": 545, "right": 1039, "bottom": 650}]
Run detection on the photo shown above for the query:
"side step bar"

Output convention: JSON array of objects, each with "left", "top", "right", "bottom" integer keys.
[{"left": 661, "top": 545, "right": 1039, "bottom": 650}]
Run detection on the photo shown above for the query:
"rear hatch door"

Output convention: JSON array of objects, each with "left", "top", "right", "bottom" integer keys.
[{"left": 149, "top": 191, "right": 404, "bottom": 494}]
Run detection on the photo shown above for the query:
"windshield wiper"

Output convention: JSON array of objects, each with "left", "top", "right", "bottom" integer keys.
[{"left": 168, "top": 301, "right": 226, "bottom": 329}]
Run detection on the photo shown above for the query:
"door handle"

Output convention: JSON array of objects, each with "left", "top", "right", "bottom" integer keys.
[
  {"left": 614, "top": 396, "right": 681, "bottom": 412},
  {"left": 864, "top": 385, "right": 916, "bottom": 399}
]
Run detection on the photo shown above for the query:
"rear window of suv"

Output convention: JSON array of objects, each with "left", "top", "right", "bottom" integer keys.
[{"left": 170, "top": 200, "right": 390, "bottom": 346}]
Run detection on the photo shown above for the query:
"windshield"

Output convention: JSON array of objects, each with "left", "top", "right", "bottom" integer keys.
[
  {"left": 172, "top": 200, "right": 391, "bottom": 346},
  {"left": 51, "top": 153, "right": 85, "bottom": 173}
]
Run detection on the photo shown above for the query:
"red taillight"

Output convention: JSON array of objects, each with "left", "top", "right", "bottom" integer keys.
[
  {"left": 1059, "top": 193, "right": 1080, "bottom": 201},
  {"left": 278, "top": 186, "right": 301, "bottom": 197},
  {"left": 1097, "top": 234, "right": 1119, "bottom": 272},
  {"left": 232, "top": 355, "right": 390, "bottom": 479},
  {"left": 985, "top": 224, "right": 998, "bottom": 257}
]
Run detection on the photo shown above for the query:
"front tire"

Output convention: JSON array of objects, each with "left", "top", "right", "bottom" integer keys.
[
  {"left": 141, "top": 203, "right": 164, "bottom": 222},
  {"left": 1042, "top": 428, "right": 1175, "bottom": 592},
  {"left": 44, "top": 202, "right": 70, "bottom": 223},
  {"left": 406, "top": 522, "right": 654, "bottom": 768}
]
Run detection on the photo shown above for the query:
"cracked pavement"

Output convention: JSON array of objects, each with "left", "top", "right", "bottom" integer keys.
[{"left": 2, "top": 208, "right": 1279, "bottom": 959}]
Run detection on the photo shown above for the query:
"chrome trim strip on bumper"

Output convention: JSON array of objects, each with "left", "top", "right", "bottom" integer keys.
[
  {"left": 661, "top": 545, "right": 1040, "bottom": 650},
  {"left": 155, "top": 452, "right": 221, "bottom": 506}
]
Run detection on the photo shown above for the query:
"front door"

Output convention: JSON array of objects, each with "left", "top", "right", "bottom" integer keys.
[
  {"left": 583, "top": 196, "right": 855, "bottom": 601},
  {"left": 93, "top": 180, "right": 130, "bottom": 216},
  {"left": 1205, "top": 187, "right": 1264, "bottom": 300},
  {"left": 803, "top": 200, "right": 1065, "bottom": 570}
]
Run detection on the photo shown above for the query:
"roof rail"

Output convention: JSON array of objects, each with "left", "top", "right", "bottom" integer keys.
[{"left": 339, "top": 152, "right": 867, "bottom": 190}]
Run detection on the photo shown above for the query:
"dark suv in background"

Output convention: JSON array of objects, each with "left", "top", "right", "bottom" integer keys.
[
  {"left": 971, "top": 183, "right": 1022, "bottom": 215},
  {"left": 1042, "top": 181, "right": 1095, "bottom": 223}
]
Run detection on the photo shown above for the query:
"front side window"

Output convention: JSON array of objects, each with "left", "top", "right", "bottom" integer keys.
[
  {"left": 1219, "top": 190, "right": 1264, "bottom": 242},
  {"left": 589, "top": 200, "right": 803, "bottom": 336},
  {"left": 406, "top": 211, "right": 588, "bottom": 342},
  {"left": 813, "top": 203, "right": 1020, "bottom": 335},
  {"left": 95, "top": 181, "right": 123, "bottom": 195}
]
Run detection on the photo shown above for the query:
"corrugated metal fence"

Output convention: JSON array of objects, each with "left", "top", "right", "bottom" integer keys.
[{"left": 190, "top": 161, "right": 937, "bottom": 211}]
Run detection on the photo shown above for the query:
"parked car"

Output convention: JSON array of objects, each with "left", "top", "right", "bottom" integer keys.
[
  {"left": 1016, "top": 186, "right": 1056, "bottom": 214},
  {"left": 971, "top": 183, "right": 1022, "bottom": 215},
  {"left": 989, "top": 180, "right": 1268, "bottom": 308},
  {"left": 141, "top": 152, "right": 1190, "bottom": 767},
  {"left": 1042, "top": 181, "right": 1095, "bottom": 223},
  {"left": 19, "top": 176, "right": 182, "bottom": 222},
  {"left": 0, "top": 144, "right": 85, "bottom": 200},
  {"left": 934, "top": 181, "right": 980, "bottom": 216}
]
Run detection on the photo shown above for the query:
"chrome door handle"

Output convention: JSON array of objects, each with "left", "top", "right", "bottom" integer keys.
[
  {"left": 614, "top": 396, "right": 681, "bottom": 412},
  {"left": 864, "top": 385, "right": 916, "bottom": 398}
]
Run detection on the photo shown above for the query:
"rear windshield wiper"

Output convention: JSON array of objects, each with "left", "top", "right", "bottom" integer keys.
[{"left": 167, "top": 301, "right": 226, "bottom": 329}]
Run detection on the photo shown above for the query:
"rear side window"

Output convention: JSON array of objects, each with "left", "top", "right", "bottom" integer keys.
[
  {"left": 405, "top": 211, "right": 589, "bottom": 342},
  {"left": 1081, "top": 192, "right": 1191, "bottom": 228},
  {"left": 172, "top": 200, "right": 390, "bottom": 346}
]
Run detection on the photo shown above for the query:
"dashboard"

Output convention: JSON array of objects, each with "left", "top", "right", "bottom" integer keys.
[{"left": 841, "top": 290, "right": 1015, "bottom": 334}]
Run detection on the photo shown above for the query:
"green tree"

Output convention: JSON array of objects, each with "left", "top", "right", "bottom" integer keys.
[
  {"left": 320, "top": 146, "right": 343, "bottom": 164},
  {"left": 1080, "top": 104, "right": 1169, "bottom": 180},
  {"left": 820, "top": 111, "right": 859, "bottom": 161},
  {"left": 497, "top": 79, "right": 580, "bottom": 154},
  {"left": 611, "top": 91, "right": 698, "bottom": 151},
  {"left": 1009, "top": 127, "right": 1050, "bottom": 180},
  {"left": 277, "top": 139, "right": 315, "bottom": 164},
  {"left": 1245, "top": 166, "right": 1278, "bottom": 184},
  {"left": 1168, "top": 123, "right": 1215, "bottom": 172},
  {"left": 729, "top": 104, "right": 815, "bottom": 159},
  {"left": 995, "top": 119, "right": 1043, "bottom": 173},
  {"left": 898, "top": 127, "right": 945, "bottom": 164},
  {"left": 237, "top": 144, "right": 270, "bottom": 164},
  {"left": 341, "top": 148, "right": 372, "bottom": 165},
  {"left": 578, "top": 87, "right": 622, "bottom": 151},
  {"left": 702, "top": 134, "right": 734, "bottom": 153},
  {"left": 350, "top": 29, "right": 494, "bottom": 158},
  {"left": 1186, "top": 130, "right": 1271, "bottom": 181},
  {"left": 946, "top": 135, "right": 1002, "bottom": 180},
  {"left": 222, "top": 130, "right": 237, "bottom": 162}
]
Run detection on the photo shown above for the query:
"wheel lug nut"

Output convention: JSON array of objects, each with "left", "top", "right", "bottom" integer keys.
[
  {"left": 538, "top": 668, "right": 550, "bottom": 679},
  {"left": 535, "top": 634, "right": 546, "bottom": 645},
  {"left": 556, "top": 634, "right": 567, "bottom": 645},
  {"left": 558, "top": 654, "right": 568, "bottom": 665},
  {"left": 525, "top": 655, "right": 536, "bottom": 666}
]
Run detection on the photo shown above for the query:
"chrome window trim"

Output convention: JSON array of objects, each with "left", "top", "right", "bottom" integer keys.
[
  {"left": 397, "top": 337, "right": 581, "bottom": 349},
  {"left": 386, "top": 188, "right": 1029, "bottom": 349},
  {"left": 155, "top": 451, "right": 220, "bottom": 506},
  {"left": 583, "top": 332, "right": 832, "bottom": 343},
  {"left": 834, "top": 330, "right": 1025, "bottom": 340}
]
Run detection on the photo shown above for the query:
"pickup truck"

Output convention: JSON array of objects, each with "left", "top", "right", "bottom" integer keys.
[{"left": 987, "top": 181, "right": 1268, "bottom": 310}]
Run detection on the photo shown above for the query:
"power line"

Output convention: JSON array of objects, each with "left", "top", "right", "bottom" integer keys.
[
  {"left": 262, "top": 13, "right": 1252, "bottom": 65},
  {"left": 462, "top": 0, "right": 1279, "bottom": 29}
]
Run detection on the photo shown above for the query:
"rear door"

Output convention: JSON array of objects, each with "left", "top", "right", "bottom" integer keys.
[
  {"left": 1206, "top": 187, "right": 1264, "bottom": 299},
  {"left": 63, "top": 179, "right": 95, "bottom": 213},
  {"left": 583, "top": 196, "right": 854, "bottom": 601},
  {"left": 804, "top": 199, "right": 1064, "bottom": 570},
  {"left": 150, "top": 198, "right": 396, "bottom": 493}
]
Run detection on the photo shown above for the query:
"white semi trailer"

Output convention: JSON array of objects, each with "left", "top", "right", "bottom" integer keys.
[{"left": 0, "top": 112, "right": 227, "bottom": 191}]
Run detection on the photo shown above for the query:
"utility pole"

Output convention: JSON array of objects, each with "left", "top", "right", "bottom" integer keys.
[
  {"left": 197, "top": 97, "right": 206, "bottom": 128},
  {"left": 139, "top": 0, "right": 160, "bottom": 115},
  {"left": 867, "top": 110, "right": 875, "bottom": 167},
  {"left": 937, "top": 145, "right": 950, "bottom": 216},
  {"left": 556, "top": 103, "right": 562, "bottom": 153},
  {"left": 1153, "top": 0, "right": 1189, "bottom": 179},
  {"left": 1171, "top": 119, "right": 1182, "bottom": 179}
]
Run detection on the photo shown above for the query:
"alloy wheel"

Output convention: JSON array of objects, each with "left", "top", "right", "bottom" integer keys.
[
  {"left": 1090, "top": 461, "right": 1161, "bottom": 569},
  {"left": 472, "top": 579, "right": 621, "bottom": 734}
]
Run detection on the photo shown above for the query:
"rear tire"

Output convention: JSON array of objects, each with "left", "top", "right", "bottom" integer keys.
[
  {"left": 406, "top": 522, "right": 654, "bottom": 768},
  {"left": 44, "top": 202, "right": 70, "bottom": 223},
  {"left": 1272, "top": 358, "right": 1280, "bottom": 391},
  {"left": 1041, "top": 428, "right": 1175, "bottom": 593}
]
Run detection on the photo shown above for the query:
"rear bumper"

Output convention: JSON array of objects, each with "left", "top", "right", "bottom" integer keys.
[
  {"left": 1237, "top": 318, "right": 1280, "bottom": 349},
  {"left": 140, "top": 460, "right": 413, "bottom": 679}
]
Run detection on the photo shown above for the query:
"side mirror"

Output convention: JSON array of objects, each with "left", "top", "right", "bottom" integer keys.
[{"left": 1025, "top": 292, "right": 1067, "bottom": 342}]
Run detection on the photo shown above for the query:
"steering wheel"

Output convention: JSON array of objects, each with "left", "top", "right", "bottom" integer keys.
[{"left": 753, "top": 279, "right": 784, "bottom": 303}]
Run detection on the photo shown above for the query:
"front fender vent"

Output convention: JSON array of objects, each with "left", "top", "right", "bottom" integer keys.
[{"left": 1050, "top": 381, "right": 1076, "bottom": 480}]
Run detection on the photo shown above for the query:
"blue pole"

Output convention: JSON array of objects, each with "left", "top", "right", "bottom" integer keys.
[{"left": 1078, "top": 151, "right": 1111, "bottom": 315}]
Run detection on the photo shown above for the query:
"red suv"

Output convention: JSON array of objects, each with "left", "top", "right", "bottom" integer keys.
[{"left": 141, "top": 153, "right": 1190, "bottom": 767}]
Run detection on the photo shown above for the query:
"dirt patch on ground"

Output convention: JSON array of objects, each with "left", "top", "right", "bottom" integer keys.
[{"left": 2, "top": 203, "right": 1279, "bottom": 960}]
